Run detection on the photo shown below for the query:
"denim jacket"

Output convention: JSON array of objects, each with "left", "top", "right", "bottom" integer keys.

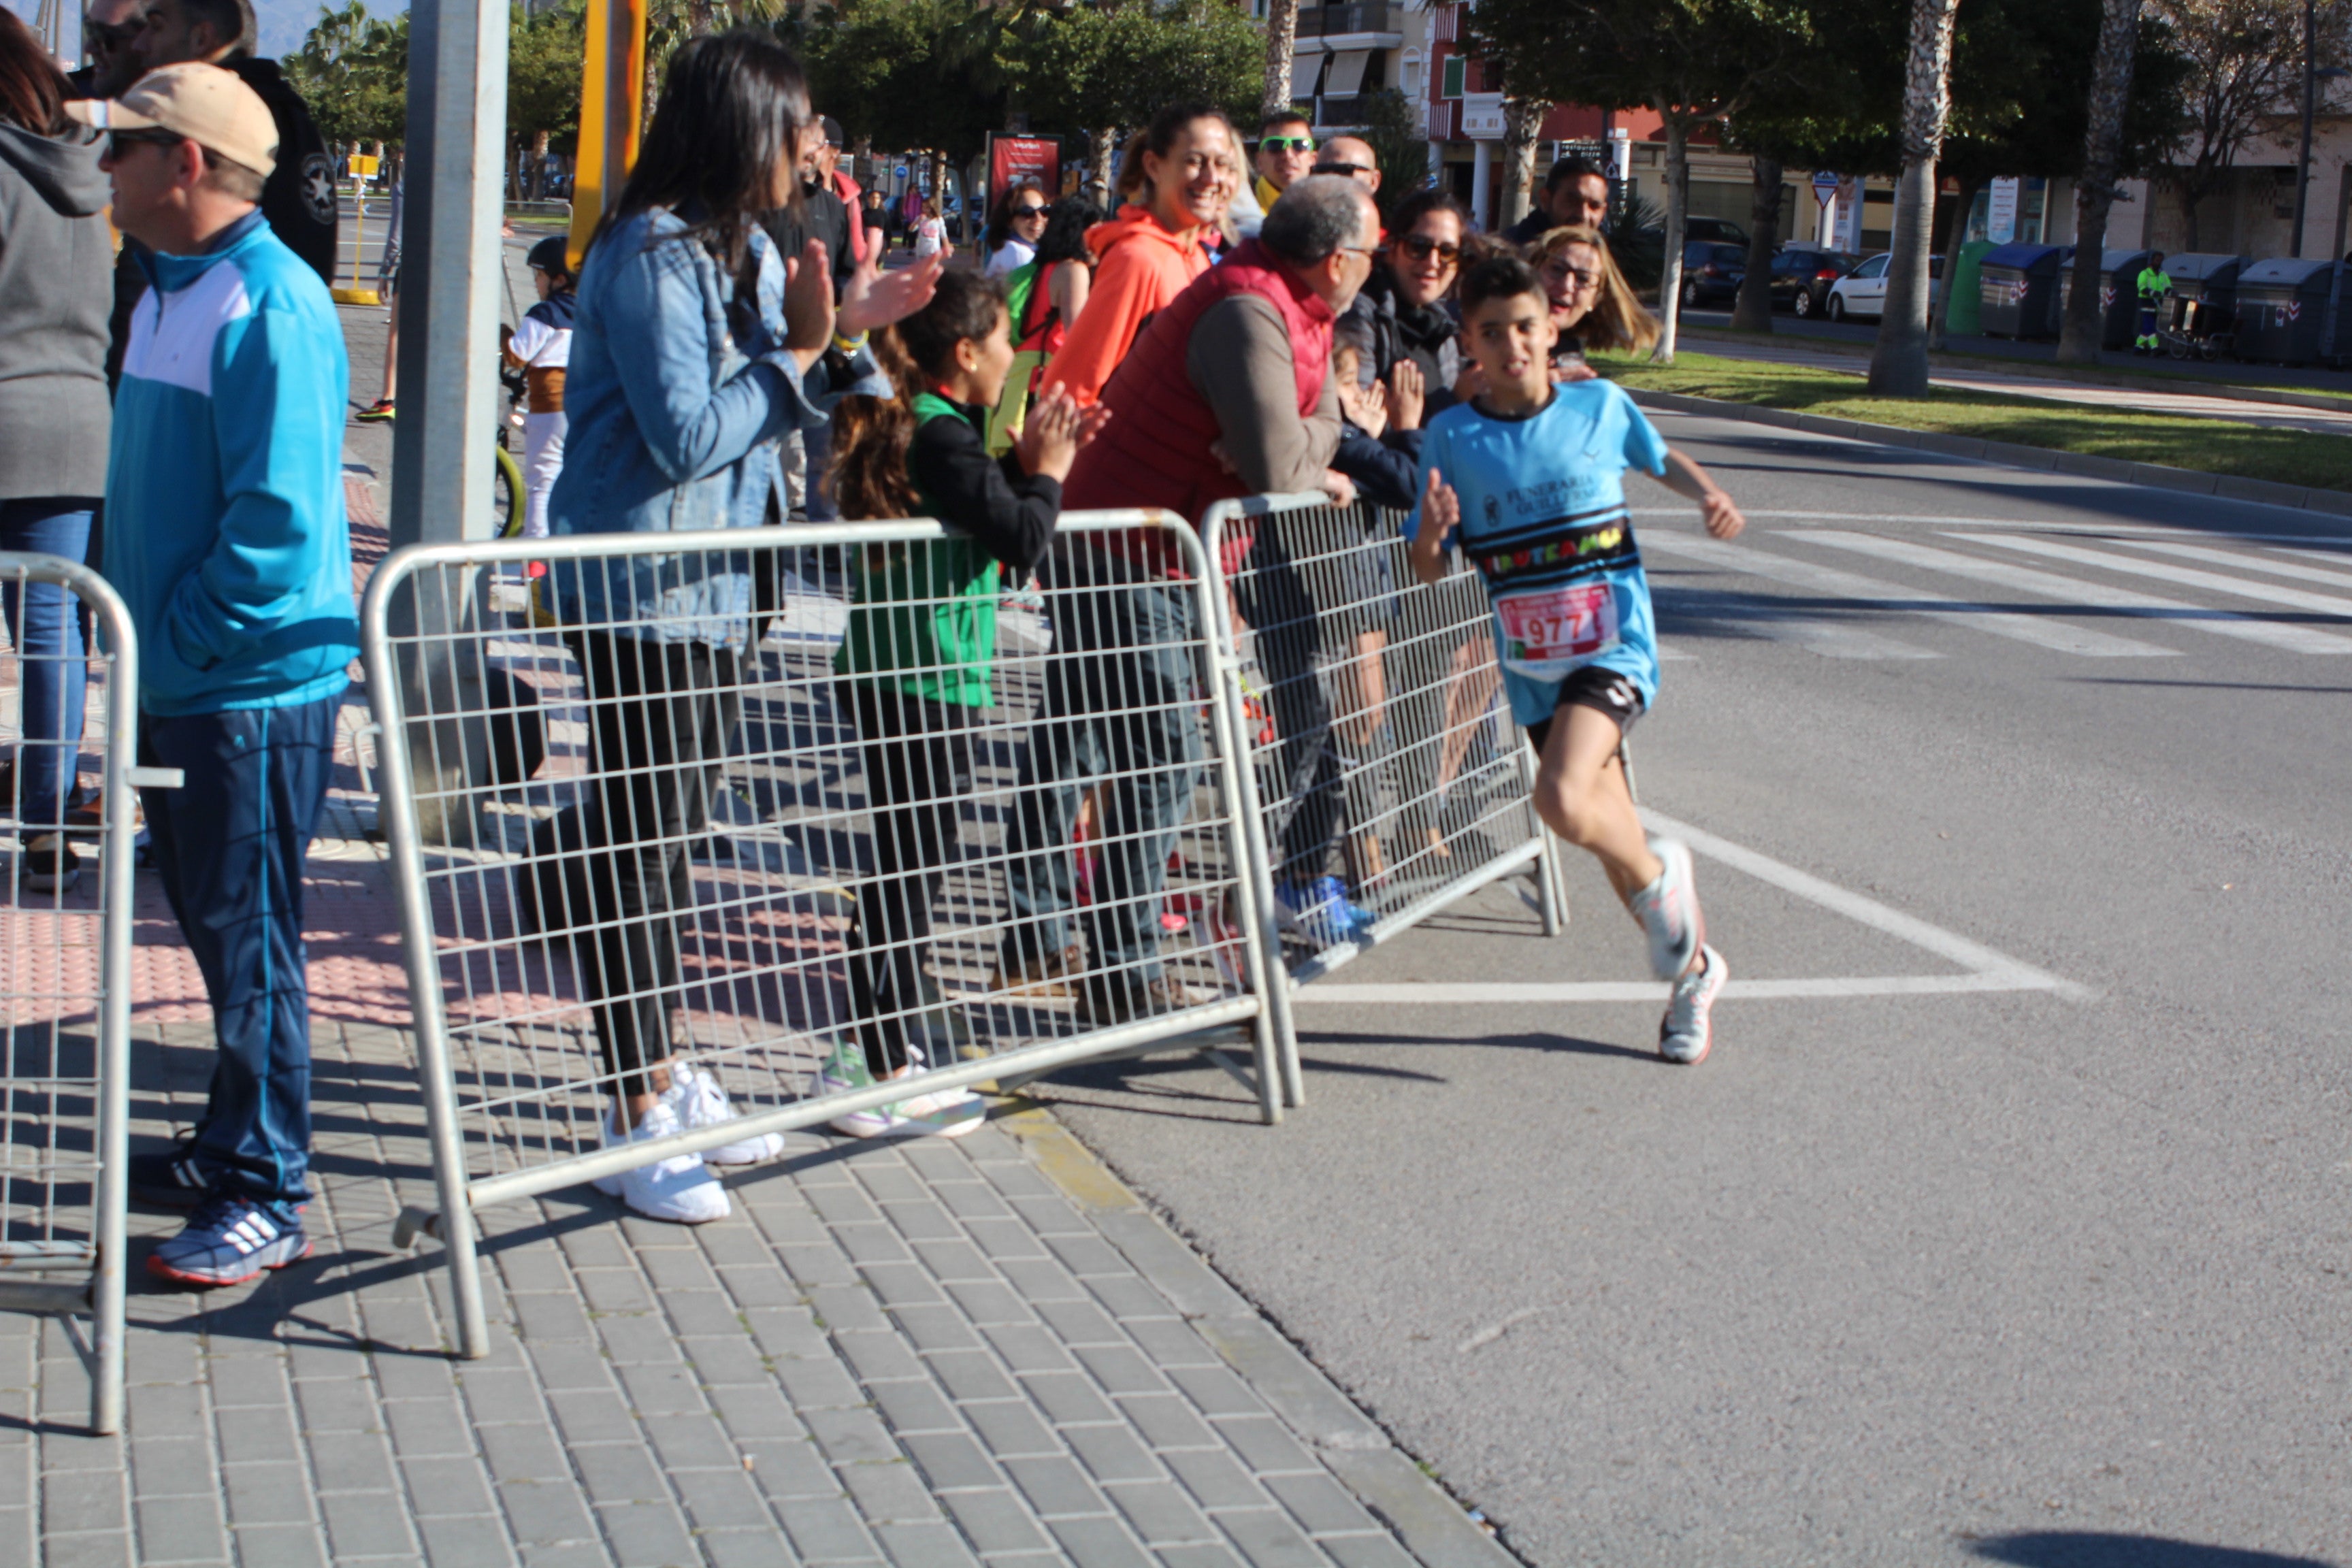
[{"left": 548, "top": 206, "right": 884, "bottom": 647}]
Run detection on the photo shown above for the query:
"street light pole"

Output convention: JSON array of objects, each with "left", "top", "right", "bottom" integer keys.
[{"left": 2293, "top": 0, "right": 2316, "bottom": 256}]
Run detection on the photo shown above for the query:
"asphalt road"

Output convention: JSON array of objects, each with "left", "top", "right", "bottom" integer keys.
[{"left": 1032, "top": 414, "right": 2352, "bottom": 1567}]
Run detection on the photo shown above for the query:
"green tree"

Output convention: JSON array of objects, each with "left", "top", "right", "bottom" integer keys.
[
  {"left": 509, "top": 1, "right": 587, "bottom": 199},
  {"left": 285, "top": 1, "right": 409, "bottom": 150}
]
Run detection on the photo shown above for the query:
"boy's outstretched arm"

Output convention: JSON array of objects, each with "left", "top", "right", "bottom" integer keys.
[
  {"left": 1654, "top": 448, "right": 1746, "bottom": 539},
  {"left": 1409, "top": 467, "right": 1458, "bottom": 585}
]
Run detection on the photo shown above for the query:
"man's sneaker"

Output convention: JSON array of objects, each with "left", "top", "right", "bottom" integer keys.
[
  {"left": 591, "top": 1099, "right": 730, "bottom": 1224},
  {"left": 1273, "top": 875, "right": 1376, "bottom": 949},
  {"left": 829, "top": 1070, "right": 985, "bottom": 1139},
  {"left": 992, "top": 943, "right": 1083, "bottom": 996},
  {"left": 355, "top": 397, "right": 396, "bottom": 423},
  {"left": 147, "top": 1194, "right": 310, "bottom": 1288},
  {"left": 1659, "top": 945, "right": 1727, "bottom": 1066},
  {"left": 1627, "top": 836, "right": 1702, "bottom": 981},
  {"left": 22, "top": 836, "right": 80, "bottom": 894},
  {"left": 664, "top": 1061, "right": 784, "bottom": 1167},
  {"left": 813, "top": 1039, "right": 875, "bottom": 1098},
  {"left": 1075, "top": 976, "right": 1214, "bottom": 1028},
  {"left": 129, "top": 1136, "right": 215, "bottom": 1209}
]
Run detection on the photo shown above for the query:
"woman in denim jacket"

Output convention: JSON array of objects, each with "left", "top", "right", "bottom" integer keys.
[{"left": 546, "top": 29, "right": 943, "bottom": 1224}]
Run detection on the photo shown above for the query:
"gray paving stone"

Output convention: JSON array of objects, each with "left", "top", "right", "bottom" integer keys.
[
  {"left": 658, "top": 1290, "right": 745, "bottom": 1339},
  {"left": 640, "top": 1413, "right": 746, "bottom": 1472},
  {"left": 992, "top": 1258, "right": 1088, "bottom": 1305},
  {"left": 741, "top": 1437, "right": 845, "bottom": 1502},
  {"left": 907, "top": 1238, "right": 993, "bottom": 1281},
  {"left": 1155, "top": 1544, "right": 1249, "bottom": 1568},
  {"left": 832, "top": 1223, "right": 912, "bottom": 1266},
  {"left": 492, "top": 1476, "right": 600, "bottom": 1545},
  {"left": 545, "top": 1388, "right": 639, "bottom": 1444},
  {"left": 887, "top": 1303, "right": 982, "bottom": 1354},
  {"left": 922, "top": 1348, "right": 1019, "bottom": 1404},
  {"left": 1033, "top": 1298, "right": 1122, "bottom": 1347},
  {"left": 382, "top": 1398, "right": 475, "bottom": 1459},
  {"left": 1165, "top": 1367, "right": 1262, "bottom": 1421},
  {"left": 396, "top": 1457, "right": 500, "bottom": 1518},
  {"left": 877, "top": 1201, "right": 962, "bottom": 1245},
  {"left": 638, "top": 1244, "right": 720, "bottom": 1293},
  {"left": 835, "top": 1328, "right": 928, "bottom": 1386},
  {"left": 800, "top": 1184, "right": 881, "bottom": 1226},
  {"left": 855, "top": 1261, "right": 947, "bottom": 1309},
  {"left": 1119, "top": 1315, "right": 1221, "bottom": 1371},
  {"left": 838, "top": 1456, "right": 948, "bottom": 1526},
  {"left": 936, "top": 1485, "right": 1055, "bottom": 1556},
  {"left": 127, "top": 1382, "right": 208, "bottom": 1441},
  {"left": 777, "top": 1492, "right": 883, "bottom": 1563},
  {"left": 1000, "top": 1454, "right": 1111, "bottom": 1520},
  {"left": 1205, "top": 1418, "right": 1318, "bottom": 1478},
  {"left": 1262, "top": 1473, "right": 1378, "bottom": 1536},
  {"left": 1020, "top": 1369, "right": 1120, "bottom": 1427},
  {"left": 706, "top": 1380, "right": 806, "bottom": 1441},
  {"left": 223, "top": 1460, "right": 318, "bottom": 1527},
  {"left": 44, "top": 1466, "right": 128, "bottom": 1529},
  {"left": 130, "top": 1493, "right": 229, "bottom": 1563},
  {"left": 871, "top": 1518, "right": 985, "bottom": 1567},
  {"left": 1116, "top": 1394, "right": 1220, "bottom": 1454},
  {"left": 1160, "top": 1450, "right": 1272, "bottom": 1513},
  {"left": 129, "top": 1435, "right": 223, "bottom": 1499},
  {"left": 701, "top": 1526, "right": 808, "bottom": 1568},
  {"left": 898, "top": 1432, "right": 1000, "bottom": 1494},
  {"left": 1318, "top": 1534, "right": 1421, "bottom": 1568},
  {"left": 1211, "top": 1507, "right": 1326, "bottom": 1568},
  {"left": 960, "top": 1399, "right": 1060, "bottom": 1461},
  {"left": 294, "top": 1374, "right": 390, "bottom": 1434},
  {"left": 1043, "top": 1514, "right": 1158, "bottom": 1568},
  {"left": 33, "top": 1529, "right": 132, "bottom": 1568},
  {"left": 806, "top": 1284, "right": 888, "bottom": 1335},
  {"left": 977, "top": 1322, "right": 1071, "bottom": 1374},
  {"left": 671, "top": 1465, "right": 777, "bottom": 1531},
  {"left": 802, "top": 1405, "right": 902, "bottom": 1468},
  {"left": 215, "top": 1405, "right": 304, "bottom": 1465},
  {"left": 225, "top": 1522, "right": 332, "bottom": 1568},
  {"left": 412, "top": 1513, "right": 518, "bottom": 1568},
  {"left": 1100, "top": 1478, "right": 1224, "bottom": 1548},
  {"left": 568, "top": 1441, "right": 669, "bottom": 1507},
  {"left": 615, "top": 1360, "right": 706, "bottom": 1417},
  {"left": 864, "top": 1375, "right": 966, "bottom": 1438},
  {"left": 1007, "top": 1196, "right": 1090, "bottom": 1235},
  {"left": 596, "top": 1311, "right": 689, "bottom": 1366},
  {"left": 943, "top": 1279, "right": 1034, "bottom": 1326},
  {"left": 774, "top": 1354, "right": 868, "bottom": 1411},
  {"left": 318, "top": 1490, "right": 424, "bottom": 1558},
  {"left": 477, "top": 1422, "right": 572, "bottom": 1484},
  {"left": 1062, "top": 1424, "right": 1166, "bottom": 1486}
]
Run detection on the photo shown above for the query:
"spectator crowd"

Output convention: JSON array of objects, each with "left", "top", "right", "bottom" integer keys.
[{"left": 2, "top": 13, "right": 1744, "bottom": 1279}]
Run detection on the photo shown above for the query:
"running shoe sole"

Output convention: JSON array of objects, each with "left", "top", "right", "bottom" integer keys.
[{"left": 146, "top": 1234, "right": 312, "bottom": 1288}]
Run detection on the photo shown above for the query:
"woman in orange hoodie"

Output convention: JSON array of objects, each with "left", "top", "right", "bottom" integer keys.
[{"left": 1041, "top": 102, "right": 1239, "bottom": 405}]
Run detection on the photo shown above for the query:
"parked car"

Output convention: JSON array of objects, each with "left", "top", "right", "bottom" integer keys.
[
  {"left": 1678, "top": 242, "right": 1748, "bottom": 308},
  {"left": 1825, "top": 252, "right": 1946, "bottom": 321},
  {"left": 1771, "top": 248, "right": 1860, "bottom": 316}
]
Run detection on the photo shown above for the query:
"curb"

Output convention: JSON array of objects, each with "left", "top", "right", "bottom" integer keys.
[
  {"left": 1624, "top": 387, "right": 2352, "bottom": 519},
  {"left": 1676, "top": 326, "right": 2352, "bottom": 419},
  {"left": 994, "top": 1102, "right": 1520, "bottom": 1568}
]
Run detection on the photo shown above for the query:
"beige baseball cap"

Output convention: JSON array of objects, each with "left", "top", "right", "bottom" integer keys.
[{"left": 67, "top": 62, "right": 278, "bottom": 178}]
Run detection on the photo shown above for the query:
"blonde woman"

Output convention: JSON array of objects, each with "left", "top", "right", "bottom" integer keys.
[{"left": 1526, "top": 223, "right": 1657, "bottom": 382}]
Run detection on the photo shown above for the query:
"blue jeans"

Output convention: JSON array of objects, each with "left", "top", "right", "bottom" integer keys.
[
  {"left": 0, "top": 499, "right": 94, "bottom": 832},
  {"left": 998, "top": 566, "right": 1203, "bottom": 993},
  {"left": 803, "top": 414, "right": 840, "bottom": 523},
  {"left": 140, "top": 695, "right": 340, "bottom": 1207}
]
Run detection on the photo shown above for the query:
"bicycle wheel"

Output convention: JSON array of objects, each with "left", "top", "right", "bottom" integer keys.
[{"left": 494, "top": 440, "right": 525, "bottom": 538}]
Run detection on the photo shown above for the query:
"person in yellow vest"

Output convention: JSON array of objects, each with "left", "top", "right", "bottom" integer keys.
[{"left": 2136, "top": 250, "right": 2170, "bottom": 354}]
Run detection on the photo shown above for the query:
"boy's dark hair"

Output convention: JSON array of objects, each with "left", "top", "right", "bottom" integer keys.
[
  {"left": 1545, "top": 156, "right": 1605, "bottom": 195},
  {"left": 1459, "top": 255, "right": 1546, "bottom": 316},
  {"left": 832, "top": 270, "right": 1009, "bottom": 520},
  {"left": 1258, "top": 109, "right": 1311, "bottom": 144}
]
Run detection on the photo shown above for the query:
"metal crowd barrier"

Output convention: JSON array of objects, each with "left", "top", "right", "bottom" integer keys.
[
  {"left": 1200, "top": 494, "right": 1566, "bottom": 1106},
  {"left": 359, "top": 512, "right": 1280, "bottom": 1358},
  {"left": 0, "top": 553, "right": 144, "bottom": 1434}
]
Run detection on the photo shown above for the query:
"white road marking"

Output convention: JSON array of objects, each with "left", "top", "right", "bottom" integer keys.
[
  {"left": 1297, "top": 808, "right": 2093, "bottom": 1006},
  {"left": 2105, "top": 537, "right": 2352, "bottom": 591},
  {"left": 1644, "top": 533, "right": 2174, "bottom": 657},
  {"left": 1793, "top": 530, "right": 2352, "bottom": 654},
  {"left": 1631, "top": 509, "right": 2352, "bottom": 547},
  {"left": 1765, "top": 619, "right": 1942, "bottom": 659},
  {"left": 1961, "top": 532, "right": 2352, "bottom": 619}
]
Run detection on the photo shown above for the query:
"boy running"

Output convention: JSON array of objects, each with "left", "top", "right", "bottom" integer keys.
[
  {"left": 501, "top": 236, "right": 576, "bottom": 543},
  {"left": 1409, "top": 255, "right": 1744, "bottom": 1064}
]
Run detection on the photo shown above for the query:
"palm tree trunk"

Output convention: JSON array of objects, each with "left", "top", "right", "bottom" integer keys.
[
  {"left": 1868, "top": 0, "right": 1960, "bottom": 397},
  {"left": 1262, "top": 0, "right": 1300, "bottom": 120},
  {"left": 1731, "top": 156, "right": 1782, "bottom": 333},
  {"left": 1092, "top": 129, "right": 1117, "bottom": 208},
  {"left": 1654, "top": 114, "right": 1690, "bottom": 363},
  {"left": 1499, "top": 99, "right": 1550, "bottom": 228},
  {"left": 2059, "top": 0, "right": 2144, "bottom": 363}
]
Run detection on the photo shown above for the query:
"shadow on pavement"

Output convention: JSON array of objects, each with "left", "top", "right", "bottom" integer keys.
[{"left": 1972, "top": 1533, "right": 2342, "bottom": 1568}]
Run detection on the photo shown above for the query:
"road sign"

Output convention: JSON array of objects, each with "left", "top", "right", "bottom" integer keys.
[
  {"left": 895, "top": 165, "right": 909, "bottom": 178},
  {"left": 1812, "top": 169, "right": 1838, "bottom": 204}
]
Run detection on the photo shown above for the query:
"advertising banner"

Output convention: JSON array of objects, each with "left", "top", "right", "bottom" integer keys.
[{"left": 989, "top": 135, "right": 1062, "bottom": 209}]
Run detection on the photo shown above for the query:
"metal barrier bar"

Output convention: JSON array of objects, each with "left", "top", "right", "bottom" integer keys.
[
  {"left": 359, "top": 512, "right": 1277, "bottom": 1358},
  {"left": 1200, "top": 495, "right": 1563, "bottom": 1106},
  {"left": 0, "top": 551, "right": 139, "bottom": 1434}
]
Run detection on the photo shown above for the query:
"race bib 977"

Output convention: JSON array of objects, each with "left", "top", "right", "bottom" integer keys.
[{"left": 1494, "top": 582, "right": 1620, "bottom": 679}]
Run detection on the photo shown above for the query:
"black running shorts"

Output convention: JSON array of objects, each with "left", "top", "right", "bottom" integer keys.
[{"left": 1523, "top": 666, "right": 1646, "bottom": 755}]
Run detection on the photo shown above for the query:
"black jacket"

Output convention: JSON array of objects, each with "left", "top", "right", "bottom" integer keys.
[
  {"left": 224, "top": 57, "right": 338, "bottom": 283},
  {"left": 912, "top": 398, "right": 1059, "bottom": 574},
  {"left": 762, "top": 180, "right": 857, "bottom": 294}
]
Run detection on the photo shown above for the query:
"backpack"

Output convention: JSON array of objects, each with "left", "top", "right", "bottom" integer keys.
[{"left": 985, "top": 261, "right": 1060, "bottom": 455}]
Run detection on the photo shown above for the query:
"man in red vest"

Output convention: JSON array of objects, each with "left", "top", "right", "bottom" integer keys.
[{"left": 995, "top": 177, "right": 1378, "bottom": 1023}]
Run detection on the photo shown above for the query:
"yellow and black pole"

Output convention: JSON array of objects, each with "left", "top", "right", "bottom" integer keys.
[{"left": 567, "top": 0, "right": 646, "bottom": 274}]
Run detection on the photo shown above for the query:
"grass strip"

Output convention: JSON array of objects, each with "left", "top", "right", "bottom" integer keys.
[{"left": 1598, "top": 351, "right": 2352, "bottom": 493}]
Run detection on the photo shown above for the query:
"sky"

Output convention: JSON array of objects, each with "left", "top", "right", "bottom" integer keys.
[{"left": 7, "top": 0, "right": 410, "bottom": 65}]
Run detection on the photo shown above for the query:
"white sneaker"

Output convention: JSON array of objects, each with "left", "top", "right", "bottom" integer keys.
[
  {"left": 664, "top": 1062, "right": 784, "bottom": 1167},
  {"left": 1627, "top": 836, "right": 1702, "bottom": 981},
  {"left": 592, "top": 1099, "right": 731, "bottom": 1223},
  {"left": 1659, "top": 945, "right": 1727, "bottom": 1065},
  {"left": 830, "top": 1070, "right": 986, "bottom": 1140}
]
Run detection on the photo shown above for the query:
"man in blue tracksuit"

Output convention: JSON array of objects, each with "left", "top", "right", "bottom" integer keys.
[{"left": 71, "top": 63, "right": 356, "bottom": 1286}]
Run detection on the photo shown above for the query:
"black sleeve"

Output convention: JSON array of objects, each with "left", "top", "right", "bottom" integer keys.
[
  {"left": 1330, "top": 425, "right": 1422, "bottom": 514},
  {"left": 908, "top": 414, "right": 1061, "bottom": 574}
]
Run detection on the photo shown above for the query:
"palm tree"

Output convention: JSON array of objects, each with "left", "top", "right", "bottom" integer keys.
[
  {"left": 1867, "top": 0, "right": 1959, "bottom": 396},
  {"left": 2057, "top": 0, "right": 2145, "bottom": 363},
  {"left": 1262, "top": 0, "right": 1300, "bottom": 120}
]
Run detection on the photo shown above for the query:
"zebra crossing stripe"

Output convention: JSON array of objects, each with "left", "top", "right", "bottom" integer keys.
[
  {"left": 1793, "top": 531, "right": 2352, "bottom": 655},
  {"left": 1642, "top": 534, "right": 2174, "bottom": 657},
  {"left": 1962, "top": 533, "right": 2352, "bottom": 621},
  {"left": 2105, "top": 537, "right": 2352, "bottom": 592}
]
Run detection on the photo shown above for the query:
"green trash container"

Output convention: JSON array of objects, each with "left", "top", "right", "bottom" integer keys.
[{"left": 1944, "top": 240, "right": 1993, "bottom": 336}]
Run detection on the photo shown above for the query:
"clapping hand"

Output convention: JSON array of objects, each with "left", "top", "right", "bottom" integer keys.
[{"left": 1013, "top": 385, "right": 1110, "bottom": 484}]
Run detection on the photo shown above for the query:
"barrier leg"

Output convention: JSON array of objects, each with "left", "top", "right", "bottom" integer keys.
[{"left": 1212, "top": 643, "right": 1302, "bottom": 1113}]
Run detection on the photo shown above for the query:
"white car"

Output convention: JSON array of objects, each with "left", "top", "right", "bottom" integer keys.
[{"left": 1826, "top": 252, "right": 1945, "bottom": 322}]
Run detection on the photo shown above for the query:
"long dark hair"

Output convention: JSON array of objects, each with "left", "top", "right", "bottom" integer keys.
[
  {"left": 984, "top": 178, "right": 1047, "bottom": 253},
  {"left": 832, "top": 270, "right": 1009, "bottom": 521},
  {"left": 605, "top": 30, "right": 809, "bottom": 282},
  {"left": 1035, "top": 197, "right": 1101, "bottom": 266},
  {"left": 0, "top": 9, "right": 69, "bottom": 135}
]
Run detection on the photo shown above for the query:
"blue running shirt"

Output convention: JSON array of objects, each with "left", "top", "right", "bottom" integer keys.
[{"left": 1412, "top": 381, "right": 1671, "bottom": 725}]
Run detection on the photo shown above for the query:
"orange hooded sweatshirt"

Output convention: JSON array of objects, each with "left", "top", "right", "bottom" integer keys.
[{"left": 1039, "top": 203, "right": 1211, "bottom": 406}]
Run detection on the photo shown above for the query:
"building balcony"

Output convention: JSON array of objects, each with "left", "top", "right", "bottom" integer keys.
[
  {"left": 1299, "top": 3, "right": 1394, "bottom": 37},
  {"left": 1311, "top": 94, "right": 1375, "bottom": 130}
]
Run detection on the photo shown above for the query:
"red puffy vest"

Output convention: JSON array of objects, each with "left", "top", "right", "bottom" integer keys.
[{"left": 1063, "top": 240, "right": 1335, "bottom": 574}]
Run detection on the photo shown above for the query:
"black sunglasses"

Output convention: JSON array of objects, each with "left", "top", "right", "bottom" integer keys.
[
  {"left": 84, "top": 17, "right": 144, "bottom": 49},
  {"left": 1313, "top": 162, "right": 1373, "bottom": 179},
  {"left": 1399, "top": 235, "right": 1461, "bottom": 263},
  {"left": 106, "top": 129, "right": 184, "bottom": 158},
  {"left": 1012, "top": 204, "right": 1050, "bottom": 218}
]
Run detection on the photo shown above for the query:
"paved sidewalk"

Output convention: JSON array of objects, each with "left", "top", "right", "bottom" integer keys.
[{"left": 5, "top": 781, "right": 1507, "bottom": 1566}]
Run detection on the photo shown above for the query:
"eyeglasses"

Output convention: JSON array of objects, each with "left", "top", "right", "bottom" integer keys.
[
  {"left": 1260, "top": 135, "right": 1316, "bottom": 154},
  {"left": 106, "top": 129, "right": 183, "bottom": 158},
  {"left": 1543, "top": 260, "right": 1601, "bottom": 291},
  {"left": 1313, "top": 163, "right": 1373, "bottom": 179},
  {"left": 1013, "top": 204, "right": 1050, "bottom": 219},
  {"left": 1399, "top": 235, "right": 1460, "bottom": 264}
]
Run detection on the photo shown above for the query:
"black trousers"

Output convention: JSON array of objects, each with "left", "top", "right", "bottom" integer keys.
[
  {"left": 1237, "top": 527, "right": 1347, "bottom": 884},
  {"left": 567, "top": 630, "right": 742, "bottom": 1096},
  {"left": 843, "top": 682, "right": 978, "bottom": 1077}
]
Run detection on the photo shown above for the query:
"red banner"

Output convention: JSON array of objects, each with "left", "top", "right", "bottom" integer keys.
[{"left": 989, "top": 135, "right": 1062, "bottom": 210}]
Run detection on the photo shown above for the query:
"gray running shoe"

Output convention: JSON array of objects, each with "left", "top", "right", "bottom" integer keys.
[
  {"left": 1659, "top": 945, "right": 1727, "bottom": 1065},
  {"left": 1627, "top": 835, "right": 1701, "bottom": 980}
]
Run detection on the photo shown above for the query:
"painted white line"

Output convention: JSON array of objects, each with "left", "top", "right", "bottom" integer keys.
[
  {"left": 1632, "top": 510, "right": 2352, "bottom": 546},
  {"left": 2104, "top": 536, "right": 2352, "bottom": 591},
  {"left": 1644, "top": 532, "right": 2173, "bottom": 657},
  {"left": 1298, "top": 808, "right": 2094, "bottom": 1006},
  {"left": 1298, "top": 973, "right": 2074, "bottom": 1005},
  {"left": 1793, "top": 530, "right": 2352, "bottom": 655},
  {"left": 1961, "top": 532, "right": 2352, "bottom": 619},
  {"left": 1767, "top": 619, "right": 1942, "bottom": 659}
]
